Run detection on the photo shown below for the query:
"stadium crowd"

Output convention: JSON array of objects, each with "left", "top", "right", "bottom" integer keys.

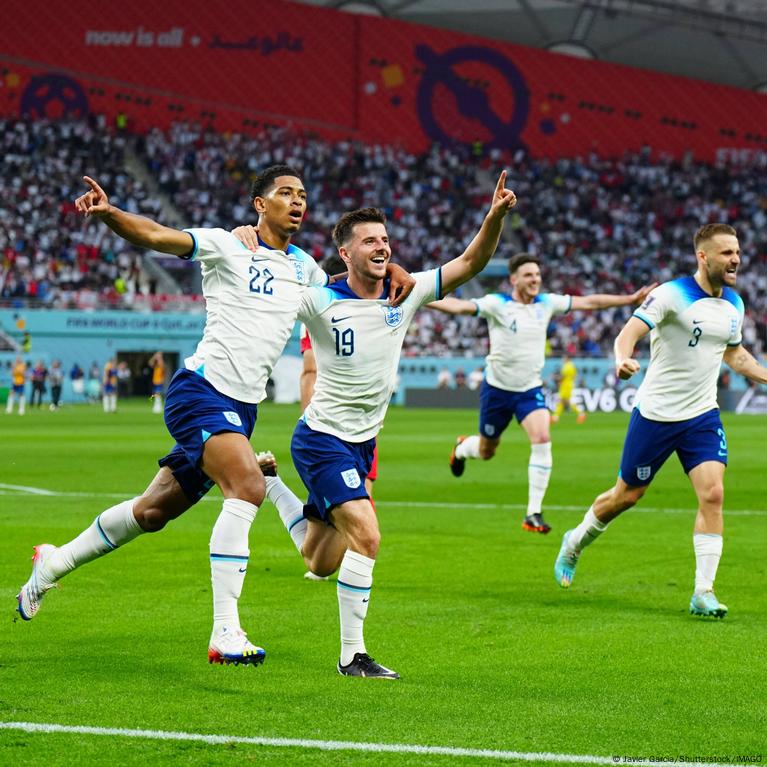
[
  {"left": 3, "top": 117, "right": 767, "bottom": 356},
  {"left": 0, "top": 118, "right": 153, "bottom": 310}
]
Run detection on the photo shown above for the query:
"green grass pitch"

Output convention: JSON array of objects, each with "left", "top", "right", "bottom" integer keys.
[{"left": 1, "top": 401, "right": 765, "bottom": 765}]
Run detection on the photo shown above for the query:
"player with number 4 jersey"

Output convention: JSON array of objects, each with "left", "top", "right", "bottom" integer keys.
[
  {"left": 555, "top": 223, "right": 767, "bottom": 618},
  {"left": 430, "top": 254, "right": 654, "bottom": 535}
]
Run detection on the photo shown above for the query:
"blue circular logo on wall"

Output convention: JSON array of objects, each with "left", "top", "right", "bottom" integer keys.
[
  {"left": 20, "top": 73, "right": 89, "bottom": 120},
  {"left": 416, "top": 45, "right": 530, "bottom": 150}
]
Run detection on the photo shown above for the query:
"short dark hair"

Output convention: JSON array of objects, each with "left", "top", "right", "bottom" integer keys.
[
  {"left": 250, "top": 164, "right": 302, "bottom": 204},
  {"left": 508, "top": 252, "right": 540, "bottom": 274},
  {"left": 694, "top": 223, "right": 736, "bottom": 251},
  {"left": 320, "top": 252, "right": 347, "bottom": 275},
  {"left": 332, "top": 207, "right": 387, "bottom": 249}
]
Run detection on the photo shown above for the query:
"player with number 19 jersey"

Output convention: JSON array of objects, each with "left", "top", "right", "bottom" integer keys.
[
  {"left": 298, "top": 270, "right": 441, "bottom": 442},
  {"left": 183, "top": 228, "right": 327, "bottom": 403},
  {"left": 475, "top": 292, "right": 572, "bottom": 392}
]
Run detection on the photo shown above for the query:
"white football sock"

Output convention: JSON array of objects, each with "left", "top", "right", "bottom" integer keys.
[
  {"left": 265, "top": 475, "right": 307, "bottom": 553},
  {"left": 455, "top": 435, "right": 481, "bottom": 460},
  {"left": 527, "top": 441, "right": 552, "bottom": 516},
  {"left": 18, "top": 395, "right": 25, "bottom": 415},
  {"left": 567, "top": 506, "right": 608, "bottom": 553},
  {"left": 210, "top": 498, "right": 258, "bottom": 635},
  {"left": 337, "top": 550, "right": 375, "bottom": 666},
  {"left": 42, "top": 498, "right": 143, "bottom": 585},
  {"left": 693, "top": 533, "right": 723, "bottom": 594}
]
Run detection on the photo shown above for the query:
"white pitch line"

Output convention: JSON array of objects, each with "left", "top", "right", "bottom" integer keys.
[
  {"left": 0, "top": 485, "right": 766, "bottom": 517},
  {"left": 0, "top": 483, "right": 56, "bottom": 496},
  {"left": 0, "top": 722, "right": 746, "bottom": 767}
]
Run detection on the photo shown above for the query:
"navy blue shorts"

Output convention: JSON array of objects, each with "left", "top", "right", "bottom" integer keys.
[
  {"left": 12, "top": 384, "right": 24, "bottom": 395},
  {"left": 158, "top": 369, "right": 258, "bottom": 503},
  {"left": 619, "top": 408, "right": 727, "bottom": 487},
  {"left": 479, "top": 381, "right": 548, "bottom": 439},
  {"left": 290, "top": 419, "right": 374, "bottom": 522}
]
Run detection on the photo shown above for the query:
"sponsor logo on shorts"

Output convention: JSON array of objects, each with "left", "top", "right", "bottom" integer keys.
[
  {"left": 382, "top": 305, "right": 404, "bottom": 328},
  {"left": 341, "top": 468, "right": 361, "bottom": 488},
  {"left": 636, "top": 465, "right": 651, "bottom": 481},
  {"left": 223, "top": 411, "right": 243, "bottom": 426}
]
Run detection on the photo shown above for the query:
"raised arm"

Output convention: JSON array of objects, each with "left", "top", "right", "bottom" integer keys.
[
  {"left": 614, "top": 316, "right": 652, "bottom": 380},
  {"left": 723, "top": 344, "right": 767, "bottom": 385},
  {"left": 427, "top": 296, "right": 478, "bottom": 316},
  {"left": 76, "top": 176, "right": 194, "bottom": 257},
  {"left": 570, "top": 283, "right": 657, "bottom": 311},
  {"left": 440, "top": 171, "right": 517, "bottom": 295}
]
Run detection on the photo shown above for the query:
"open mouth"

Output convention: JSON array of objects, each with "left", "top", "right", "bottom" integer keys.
[
  {"left": 371, "top": 256, "right": 387, "bottom": 265},
  {"left": 288, "top": 211, "right": 303, "bottom": 223}
]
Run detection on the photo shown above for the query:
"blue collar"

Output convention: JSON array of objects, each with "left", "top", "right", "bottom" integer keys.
[
  {"left": 328, "top": 277, "right": 390, "bottom": 300},
  {"left": 257, "top": 236, "right": 302, "bottom": 257}
]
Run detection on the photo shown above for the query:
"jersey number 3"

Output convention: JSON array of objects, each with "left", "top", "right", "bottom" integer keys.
[
  {"left": 249, "top": 266, "right": 274, "bottom": 295},
  {"left": 688, "top": 326, "right": 702, "bottom": 347}
]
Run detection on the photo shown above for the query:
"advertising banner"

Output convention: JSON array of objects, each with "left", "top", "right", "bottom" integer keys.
[{"left": 3, "top": 0, "right": 767, "bottom": 159}]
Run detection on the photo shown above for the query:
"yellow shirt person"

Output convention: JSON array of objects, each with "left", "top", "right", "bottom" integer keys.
[{"left": 552, "top": 355, "right": 585, "bottom": 423}]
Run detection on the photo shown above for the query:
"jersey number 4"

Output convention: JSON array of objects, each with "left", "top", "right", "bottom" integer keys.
[
  {"left": 249, "top": 266, "right": 274, "bottom": 295},
  {"left": 333, "top": 327, "right": 355, "bottom": 356}
]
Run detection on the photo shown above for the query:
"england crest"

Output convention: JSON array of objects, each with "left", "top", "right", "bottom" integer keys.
[
  {"left": 223, "top": 411, "right": 243, "bottom": 426},
  {"left": 341, "top": 468, "right": 361, "bottom": 488},
  {"left": 636, "top": 465, "right": 651, "bottom": 481},
  {"left": 382, "top": 305, "right": 404, "bottom": 328}
]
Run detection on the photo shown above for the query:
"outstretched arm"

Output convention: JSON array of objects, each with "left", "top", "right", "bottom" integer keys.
[
  {"left": 427, "top": 296, "right": 478, "bottom": 316},
  {"left": 614, "top": 316, "right": 652, "bottom": 380},
  {"left": 76, "top": 176, "right": 193, "bottom": 257},
  {"left": 570, "top": 283, "right": 658, "bottom": 311},
  {"left": 724, "top": 344, "right": 767, "bottom": 385},
  {"left": 440, "top": 171, "right": 517, "bottom": 295}
]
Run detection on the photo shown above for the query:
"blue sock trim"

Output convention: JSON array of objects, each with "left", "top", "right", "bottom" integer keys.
[
  {"left": 287, "top": 516, "right": 305, "bottom": 533},
  {"left": 95, "top": 515, "right": 117, "bottom": 550},
  {"left": 337, "top": 580, "right": 371, "bottom": 594},
  {"left": 529, "top": 464, "right": 552, "bottom": 470},
  {"left": 210, "top": 553, "right": 249, "bottom": 562}
]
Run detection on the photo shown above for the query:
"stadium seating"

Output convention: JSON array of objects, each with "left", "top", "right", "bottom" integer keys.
[{"left": 2, "top": 117, "right": 766, "bottom": 357}]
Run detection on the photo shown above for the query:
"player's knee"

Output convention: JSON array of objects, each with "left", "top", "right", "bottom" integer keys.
[
  {"left": 616, "top": 485, "right": 646, "bottom": 510},
  {"left": 134, "top": 499, "right": 174, "bottom": 532},
  {"left": 700, "top": 482, "right": 724, "bottom": 510},
  {"left": 479, "top": 444, "right": 496, "bottom": 460},
  {"left": 228, "top": 474, "right": 266, "bottom": 507},
  {"left": 351, "top": 524, "right": 380, "bottom": 558}
]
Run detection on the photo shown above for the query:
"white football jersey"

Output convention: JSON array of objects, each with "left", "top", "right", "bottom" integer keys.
[
  {"left": 183, "top": 228, "right": 327, "bottom": 403},
  {"left": 474, "top": 292, "right": 572, "bottom": 392},
  {"left": 632, "top": 276, "right": 744, "bottom": 421},
  {"left": 299, "top": 270, "right": 441, "bottom": 441}
]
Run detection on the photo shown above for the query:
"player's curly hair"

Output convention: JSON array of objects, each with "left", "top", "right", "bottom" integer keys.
[
  {"left": 332, "top": 207, "right": 387, "bottom": 249},
  {"left": 250, "top": 165, "right": 302, "bottom": 204},
  {"left": 694, "top": 223, "right": 736, "bottom": 251},
  {"left": 508, "top": 252, "right": 540, "bottom": 274}
]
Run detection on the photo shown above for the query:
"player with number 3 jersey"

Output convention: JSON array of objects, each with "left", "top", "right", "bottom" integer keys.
[{"left": 554, "top": 223, "right": 767, "bottom": 619}]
